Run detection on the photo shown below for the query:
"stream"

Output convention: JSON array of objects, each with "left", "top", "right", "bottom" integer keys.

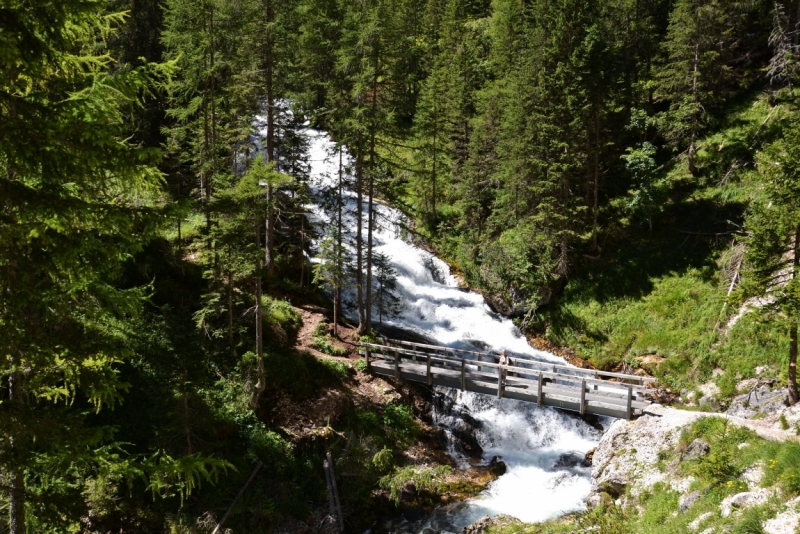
[{"left": 303, "top": 128, "right": 604, "bottom": 533}]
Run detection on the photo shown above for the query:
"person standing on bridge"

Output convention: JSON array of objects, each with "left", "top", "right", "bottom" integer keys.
[{"left": 499, "top": 349, "right": 509, "bottom": 386}]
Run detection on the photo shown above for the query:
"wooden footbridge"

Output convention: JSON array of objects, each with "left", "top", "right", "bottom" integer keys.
[{"left": 358, "top": 339, "right": 656, "bottom": 419}]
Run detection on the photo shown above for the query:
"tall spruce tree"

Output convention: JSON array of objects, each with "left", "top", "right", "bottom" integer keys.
[{"left": 0, "top": 3, "right": 170, "bottom": 532}]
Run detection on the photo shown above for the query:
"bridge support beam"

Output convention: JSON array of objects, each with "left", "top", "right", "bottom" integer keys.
[
  {"left": 426, "top": 354, "right": 432, "bottom": 385},
  {"left": 580, "top": 379, "right": 586, "bottom": 415},
  {"left": 537, "top": 374, "right": 544, "bottom": 407},
  {"left": 460, "top": 360, "right": 466, "bottom": 391},
  {"left": 626, "top": 385, "right": 633, "bottom": 420}
]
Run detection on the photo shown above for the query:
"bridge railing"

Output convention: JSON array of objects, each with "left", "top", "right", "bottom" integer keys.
[
  {"left": 358, "top": 339, "right": 655, "bottom": 419},
  {"left": 376, "top": 337, "right": 656, "bottom": 387}
]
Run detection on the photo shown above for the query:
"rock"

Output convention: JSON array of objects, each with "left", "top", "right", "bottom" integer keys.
[
  {"left": 587, "top": 405, "right": 704, "bottom": 506},
  {"left": 726, "top": 384, "right": 788, "bottom": 420},
  {"left": 689, "top": 512, "right": 712, "bottom": 531},
  {"left": 462, "top": 514, "right": 522, "bottom": 533},
  {"left": 553, "top": 451, "right": 592, "bottom": 470},
  {"left": 720, "top": 489, "right": 770, "bottom": 517},
  {"left": 488, "top": 456, "right": 507, "bottom": 477},
  {"left": 682, "top": 439, "right": 710, "bottom": 461},
  {"left": 763, "top": 495, "right": 800, "bottom": 534},
  {"left": 585, "top": 448, "right": 596, "bottom": 465},
  {"left": 268, "top": 323, "right": 289, "bottom": 347},
  {"left": 679, "top": 490, "right": 702, "bottom": 513},
  {"left": 600, "top": 478, "right": 627, "bottom": 498},
  {"left": 740, "top": 464, "right": 764, "bottom": 488}
]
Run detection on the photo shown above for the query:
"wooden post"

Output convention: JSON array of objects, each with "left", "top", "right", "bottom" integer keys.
[
  {"left": 461, "top": 360, "right": 466, "bottom": 391},
  {"left": 364, "top": 345, "right": 371, "bottom": 372},
  {"left": 579, "top": 379, "right": 586, "bottom": 415},
  {"left": 426, "top": 354, "right": 432, "bottom": 385},
  {"left": 326, "top": 452, "right": 344, "bottom": 533},
  {"left": 394, "top": 348, "right": 400, "bottom": 378},
  {"left": 477, "top": 353, "right": 482, "bottom": 372},
  {"left": 626, "top": 385, "right": 633, "bottom": 420},
  {"left": 497, "top": 367, "right": 503, "bottom": 399},
  {"left": 537, "top": 374, "right": 544, "bottom": 406}
]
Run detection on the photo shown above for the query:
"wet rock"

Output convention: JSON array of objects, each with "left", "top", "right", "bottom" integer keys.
[
  {"left": 553, "top": 452, "right": 592, "bottom": 470},
  {"left": 679, "top": 490, "right": 702, "bottom": 513},
  {"left": 488, "top": 456, "right": 507, "bottom": 477},
  {"left": 682, "top": 439, "right": 710, "bottom": 461},
  {"left": 585, "top": 447, "right": 596, "bottom": 465},
  {"left": 463, "top": 514, "right": 522, "bottom": 533}
]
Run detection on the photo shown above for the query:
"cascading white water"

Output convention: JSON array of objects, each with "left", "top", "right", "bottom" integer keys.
[{"left": 303, "top": 129, "right": 603, "bottom": 532}]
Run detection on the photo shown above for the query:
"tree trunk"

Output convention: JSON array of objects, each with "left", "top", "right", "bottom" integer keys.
[
  {"left": 364, "top": 39, "right": 380, "bottom": 335},
  {"left": 687, "top": 43, "right": 700, "bottom": 177},
  {"left": 8, "top": 357, "right": 25, "bottom": 534},
  {"left": 335, "top": 147, "right": 344, "bottom": 337},
  {"left": 789, "top": 224, "right": 800, "bottom": 405},
  {"left": 356, "top": 133, "right": 366, "bottom": 335},
  {"left": 254, "top": 221, "right": 265, "bottom": 401},
  {"left": 592, "top": 105, "right": 600, "bottom": 251},
  {"left": 264, "top": 0, "right": 276, "bottom": 276}
]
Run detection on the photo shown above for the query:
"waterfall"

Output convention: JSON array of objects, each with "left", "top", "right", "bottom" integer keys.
[{"left": 303, "top": 128, "right": 604, "bottom": 532}]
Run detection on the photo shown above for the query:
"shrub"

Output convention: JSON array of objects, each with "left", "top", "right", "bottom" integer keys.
[{"left": 379, "top": 465, "right": 451, "bottom": 504}]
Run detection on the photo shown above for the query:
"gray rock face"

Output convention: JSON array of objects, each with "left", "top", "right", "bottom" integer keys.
[
  {"left": 683, "top": 439, "right": 710, "bottom": 461},
  {"left": 462, "top": 514, "right": 521, "bottom": 533},
  {"left": 679, "top": 490, "right": 702, "bottom": 513},
  {"left": 726, "top": 383, "right": 788, "bottom": 419},
  {"left": 720, "top": 489, "right": 770, "bottom": 517}
]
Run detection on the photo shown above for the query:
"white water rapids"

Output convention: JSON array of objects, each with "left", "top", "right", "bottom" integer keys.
[{"left": 302, "top": 129, "right": 604, "bottom": 532}]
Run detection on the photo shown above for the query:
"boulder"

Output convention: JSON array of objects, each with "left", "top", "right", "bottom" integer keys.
[
  {"left": 682, "top": 439, "right": 710, "bottom": 461},
  {"left": 488, "top": 456, "right": 507, "bottom": 477},
  {"left": 553, "top": 451, "right": 592, "bottom": 470},
  {"left": 679, "top": 490, "right": 702, "bottom": 513},
  {"left": 463, "top": 514, "right": 522, "bottom": 534},
  {"left": 720, "top": 489, "right": 770, "bottom": 518}
]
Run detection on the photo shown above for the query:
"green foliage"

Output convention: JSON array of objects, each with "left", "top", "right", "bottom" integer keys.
[
  {"left": 265, "top": 297, "right": 303, "bottom": 340},
  {"left": 382, "top": 403, "right": 418, "bottom": 445},
  {"left": 379, "top": 465, "right": 451, "bottom": 504},
  {"left": 353, "top": 359, "right": 369, "bottom": 372}
]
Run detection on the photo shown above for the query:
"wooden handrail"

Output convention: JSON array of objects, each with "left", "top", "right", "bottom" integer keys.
[
  {"left": 358, "top": 343, "right": 651, "bottom": 398},
  {"left": 376, "top": 338, "right": 655, "bottom": 384}
]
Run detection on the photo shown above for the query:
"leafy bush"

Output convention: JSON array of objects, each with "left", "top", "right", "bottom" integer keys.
[
  {"left": 353, "top": 359, "right": 368, "bottom": 372},
  {"left": 312, "top": 335, "right": 348, "bottom": 356},
  {"left": 383, "top": 403, "right": 418, "bottom": 445},
  {"left": 379, "top": 465, "right": 451, "bottom": 504}
]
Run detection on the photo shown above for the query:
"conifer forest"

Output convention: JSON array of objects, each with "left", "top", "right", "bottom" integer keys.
[{"left": 3, "top": 0, "right": 800, "bottom": 532}]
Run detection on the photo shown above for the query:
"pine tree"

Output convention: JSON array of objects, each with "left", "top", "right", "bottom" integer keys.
[
  {"left": 743, "top": 115, "right": 800, "bottom": 404},
  {"left": 0, "top": 4, "right": 171, "bottom": 531},
  {"left": 372, "top": 252, "right": 402, "bottom": 324},
  {"left": 655, "top": 0, "right": 769, "bottom": 176}
]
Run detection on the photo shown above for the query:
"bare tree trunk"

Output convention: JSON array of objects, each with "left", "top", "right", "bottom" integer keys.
[
  {"left": 592, "top": 105, "right": 600, "bottom": 250},
  {"left": 264, "top": 0, "right": 276, "bottom": 276},
  {"left": 790, "top": 225, "right": 800, "bottom": 405},
  {"left": 254, "top": 221, "right": 265, "bottom": 401},
  {"left": 335, "top": 147, "right": 344, "bottom": 337},
  {"left": 364, "top": 39, "right": 382, "bottom": 335},
  {"left": 431, "top": 95, "right": 437, "bottom": 224},
  {"left": 688, "top": 43, "right": 700, "bottom": 177},
  {"left": 9, "top": 357, "right": 25, "bottom": 534},
  {"left": 356, "top": 133, "right": 366, "bottom": 335}
]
